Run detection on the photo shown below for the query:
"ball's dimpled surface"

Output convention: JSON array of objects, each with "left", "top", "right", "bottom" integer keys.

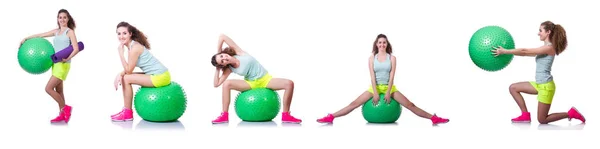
[
  {"left": 134, "top": 82, "right": 187, "bottom": 122},
  {"left": 361, "top": 94, "right": 402, "bottom": 123},
  {"left": 18, "top": 38, "right": 55, "bottom": 74},
  {"left": 469, "top": 26, "right": 515, "bottom": 72},
  {"left": 234, "top": 88, "right": 281, "bottom": 122}
]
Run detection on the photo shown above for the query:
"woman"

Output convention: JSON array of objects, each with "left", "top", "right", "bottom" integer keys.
[
  {"left": 210, "top": 34, "right": 302, "bottom": 124},
  {"left": 111, "top": 21, "right": 171, "bottom": 121},
  {"left": 492, "top": 21, "right": 585, "bottom": 124},
  {"left": 20, "top": 9, "right": 80, "bottom": 123},
  {"left": 316, "top": 34, "right": 449, "bottom": 125}
]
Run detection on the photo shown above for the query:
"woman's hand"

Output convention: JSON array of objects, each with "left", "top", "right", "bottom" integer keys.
[
  {"left": 114, "top": 73, "right": 123, "bottom": 90},
  {"left": 118, "top": 42, "right": 126, "bottom": 54},
  {"left": 491, "top": 46, "right": 506, "bottom": 57},
  {"left": 372, "top": 93, "right": 380, "bottom": 105},
  {"left": 384, "top": 92, "right": 391, "bottom": 104}
]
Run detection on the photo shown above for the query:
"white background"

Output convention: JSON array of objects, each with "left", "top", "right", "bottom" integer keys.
[{"left": 1, "top": 0, "right": 597, "bottom": 148}]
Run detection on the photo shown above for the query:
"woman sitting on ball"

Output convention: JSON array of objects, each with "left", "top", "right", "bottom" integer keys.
[
  {"left": 19, "top": 9, "right": 80, "bottom": 123},
  {"left": 111, "top": 21, "right": 171, "bottom": 122},
  {"left": 211, "top": 34, "right": 302, "bottom": 124},
  {"left": 316, "top": 34, "right": 449, "bottom": 125},
  {"left": 491, "top": 21, "right": 585, "bottom": 124}
]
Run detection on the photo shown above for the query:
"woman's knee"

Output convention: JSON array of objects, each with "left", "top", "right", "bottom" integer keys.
[
  {"left": 537, "top": 115, "right": 549, "bottom": 124},
  {"left": 284, "top": 79, "right": 294, "bottom": 89},
  {"left": 509, "top": 83, "right": 520, "bottom": 92},
  {"left": 45, "top": 87, "right": 54, "bottom": 94},
  {"left": 123, "top": 75, "right": 132, "bottom": 84},
  {"left": 222, "top": 80, "right": 233, "bottom": 89}
]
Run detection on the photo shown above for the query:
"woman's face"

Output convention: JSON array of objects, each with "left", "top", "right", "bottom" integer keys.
[
  {"left": 215, "top": 53, "right": 233, "bottom": 66},
  {"left": 117, "top": 27, "right": 131, "bottom": 44},
  {"left": 376, "top": 37, "right": 388, "bottom": 51},
  {"left": 57, "top": 12, "right": 69, "bottom": 27},
  {"left": 538, "top": 25, "right": 551, "bottom": 41}
]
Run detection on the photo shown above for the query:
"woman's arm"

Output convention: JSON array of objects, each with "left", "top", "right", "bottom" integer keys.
[
  {"left": 120, "top": 43, "right": 142, "bottom": 75},
  {"left": 214, "top": 68, "right": 232, "bottom": 88},
  {"left": 63, "top": 30, "right": 80, "bottom": 61},
  {"left": 219, "top": 34, "right": 244, "bottom": 54},
  {"left": 386, "top": 56, "right": 397, "bottom": 94},
  {"left": 21, "top": 28, "right": 58, "bottom": 43},
  {"left": 493, "top": 45, "right": 553, "bottom": 57},
  {"left": 368, "top": 56, "right": 378, "bottom": 95}
]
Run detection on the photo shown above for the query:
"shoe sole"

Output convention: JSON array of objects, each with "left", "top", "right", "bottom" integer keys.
[
  {"left": 511, "top": 121, "right": 531, "bottom": 123},
  {"left": 316, "top": 120, "right": 332, "bottom": 124},
  {"left": 212, "top": 121, "right": 228, "bottom": 124},
  {"left": 111, "top": 118, "right": 133, "bottom": 122},
  {"left": 283, "top": 121, "right": 302, "bottom": 124}
]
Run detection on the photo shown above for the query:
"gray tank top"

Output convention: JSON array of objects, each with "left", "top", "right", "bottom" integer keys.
[{"left": 535, "top": 42, "right": 554, "bottom": 84}]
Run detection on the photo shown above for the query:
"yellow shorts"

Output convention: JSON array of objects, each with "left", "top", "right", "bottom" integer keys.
[
  {"left": 530, "top": 80, "right": 556, "bottom": 104},
  {"left": 52, "top": 62, "right": 70, "bottom": 81},
  {"left": 368, "top": 84, "right": 398, "bottom": 94},
  {"left": 151, "top": 71, "right": 171, "bottom": 87},
  {"left": 246, "top": 73, "right": 272, "bottom": 89}
]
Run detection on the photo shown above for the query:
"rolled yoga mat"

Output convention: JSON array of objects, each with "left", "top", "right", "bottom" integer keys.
[{"left": 51, "top": 41, "right": 84, "bottom": 63}]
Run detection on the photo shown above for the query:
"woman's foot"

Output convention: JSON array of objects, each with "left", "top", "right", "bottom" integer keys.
[
  {"left": 111, "top": 108, "right": 133, "bottom": 122},
  {"left": 431, "top": 114, "right": 449, "bottom": 125},
  {"left": 211, "top": 112, "right": 229, "bottom": 124},
  {"left": 511, "top": 112, "right": 531, "bottom": 123},
  {"left": 282, "top": 112, "right": 302, "bottom": 123},
  {"left": 316, "top": 114, "right": 334, "bottom": 123},
  {"left": 50, "top": 114, "right": 66, "bottom": 123},
  {"left": 50, "top": 105, "right": 72, "bottom": 123},
  {"left": 568, "top": 107, "right": 585, "bottom": 123},
  {"left": 62, "top": 105, "right": 72, "bottom": 123}
]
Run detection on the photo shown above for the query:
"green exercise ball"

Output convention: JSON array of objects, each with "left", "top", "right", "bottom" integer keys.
[
  {"left": 469, "top": 26, "right": 515, "bottom": 72},
  {"left": 18, "top": 38, "right": 55, "bottom": 74},
  {"left": 234, "top": 88, "right": 281, "bottom": 122},
  {"left": 134, "top": 82, "right": 187, "bottom": 122},
  {"left": 362, "top": 94, "right": 402, "bottom": 123}
]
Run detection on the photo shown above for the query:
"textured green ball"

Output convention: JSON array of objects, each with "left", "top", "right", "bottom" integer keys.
[
  {"left": 234, "top": 88, "right": 281, "bottom": 122},
  {"left": 469, "top": 26, "right": 515, "bottom": 72},
  {"left": 18, "top": 38, "right": 55, "bottom": 74},
  {"left": 362, "top": 94, "right": 402, "bottom": 123},
  {"left": 134, "top": 82, "right": 187, "bottom": 122}
]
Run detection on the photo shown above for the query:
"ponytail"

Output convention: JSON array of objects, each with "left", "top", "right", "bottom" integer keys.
[{"left": 541, "top": 21, "right": 568, "bottom": 55}]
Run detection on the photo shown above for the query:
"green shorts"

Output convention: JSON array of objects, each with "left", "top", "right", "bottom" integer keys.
[
  {"left": 52, "top": 62, "right": 70, "bottom": 81},
  {"left": 530, "top": 80, "right": 556, "bottom": 104},
  {"left": 245, "top": 73, "right": 272, "bottom": 89},
  {"left": 151, "top": 71, "right": 171, "bottom": 87}
]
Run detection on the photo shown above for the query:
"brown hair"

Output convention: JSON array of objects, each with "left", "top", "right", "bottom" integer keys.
[
  {"left": 57, "top": 9, "right": 76, "bottom": 30},
  {"left": 372, "top": 34, "right": 392, "bottom": 55},
  {"left": 541, "top": 21, "right": 567, "bottom": 55},
  {"left": 116, "top": 21, "right": 151, "bottom": 49},
  {"left": 211, "top": 47, "right": 237, "bottom": 68}
]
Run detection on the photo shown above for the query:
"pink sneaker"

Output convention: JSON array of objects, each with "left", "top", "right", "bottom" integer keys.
[
  {"left": 111, "top": 109, "right": 124, "bottom": 118},
  {"left": 62, "top": 105, "right": 72, "bottom": 123},
  {"left": 568, "top": 107, "right": 585, "bottom": 123},
  {"left": 282, "top": 112, "right": 302, "bottom": 123},
  {"left": 511, "top": 112, "right": 531, "bottom": 123},
  {"left": 50, "top": 114, "right": 65, "bottom": 123},
  {"left": 111, "top": 108, "right": 133, "bottom": 122},
  {"left": 211, "top": 112, "right": 229, "bottom": 124},
  {"left": 431, "top": 114, "right": 449, "bottom": 125},
  {"left": 316, "top": 114, "right": 334, "bottom": 123}
]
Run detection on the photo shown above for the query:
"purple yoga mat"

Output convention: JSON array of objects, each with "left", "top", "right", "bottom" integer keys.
[{"left": 51, "top": 41, "right": 84, "bottom": 63}]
